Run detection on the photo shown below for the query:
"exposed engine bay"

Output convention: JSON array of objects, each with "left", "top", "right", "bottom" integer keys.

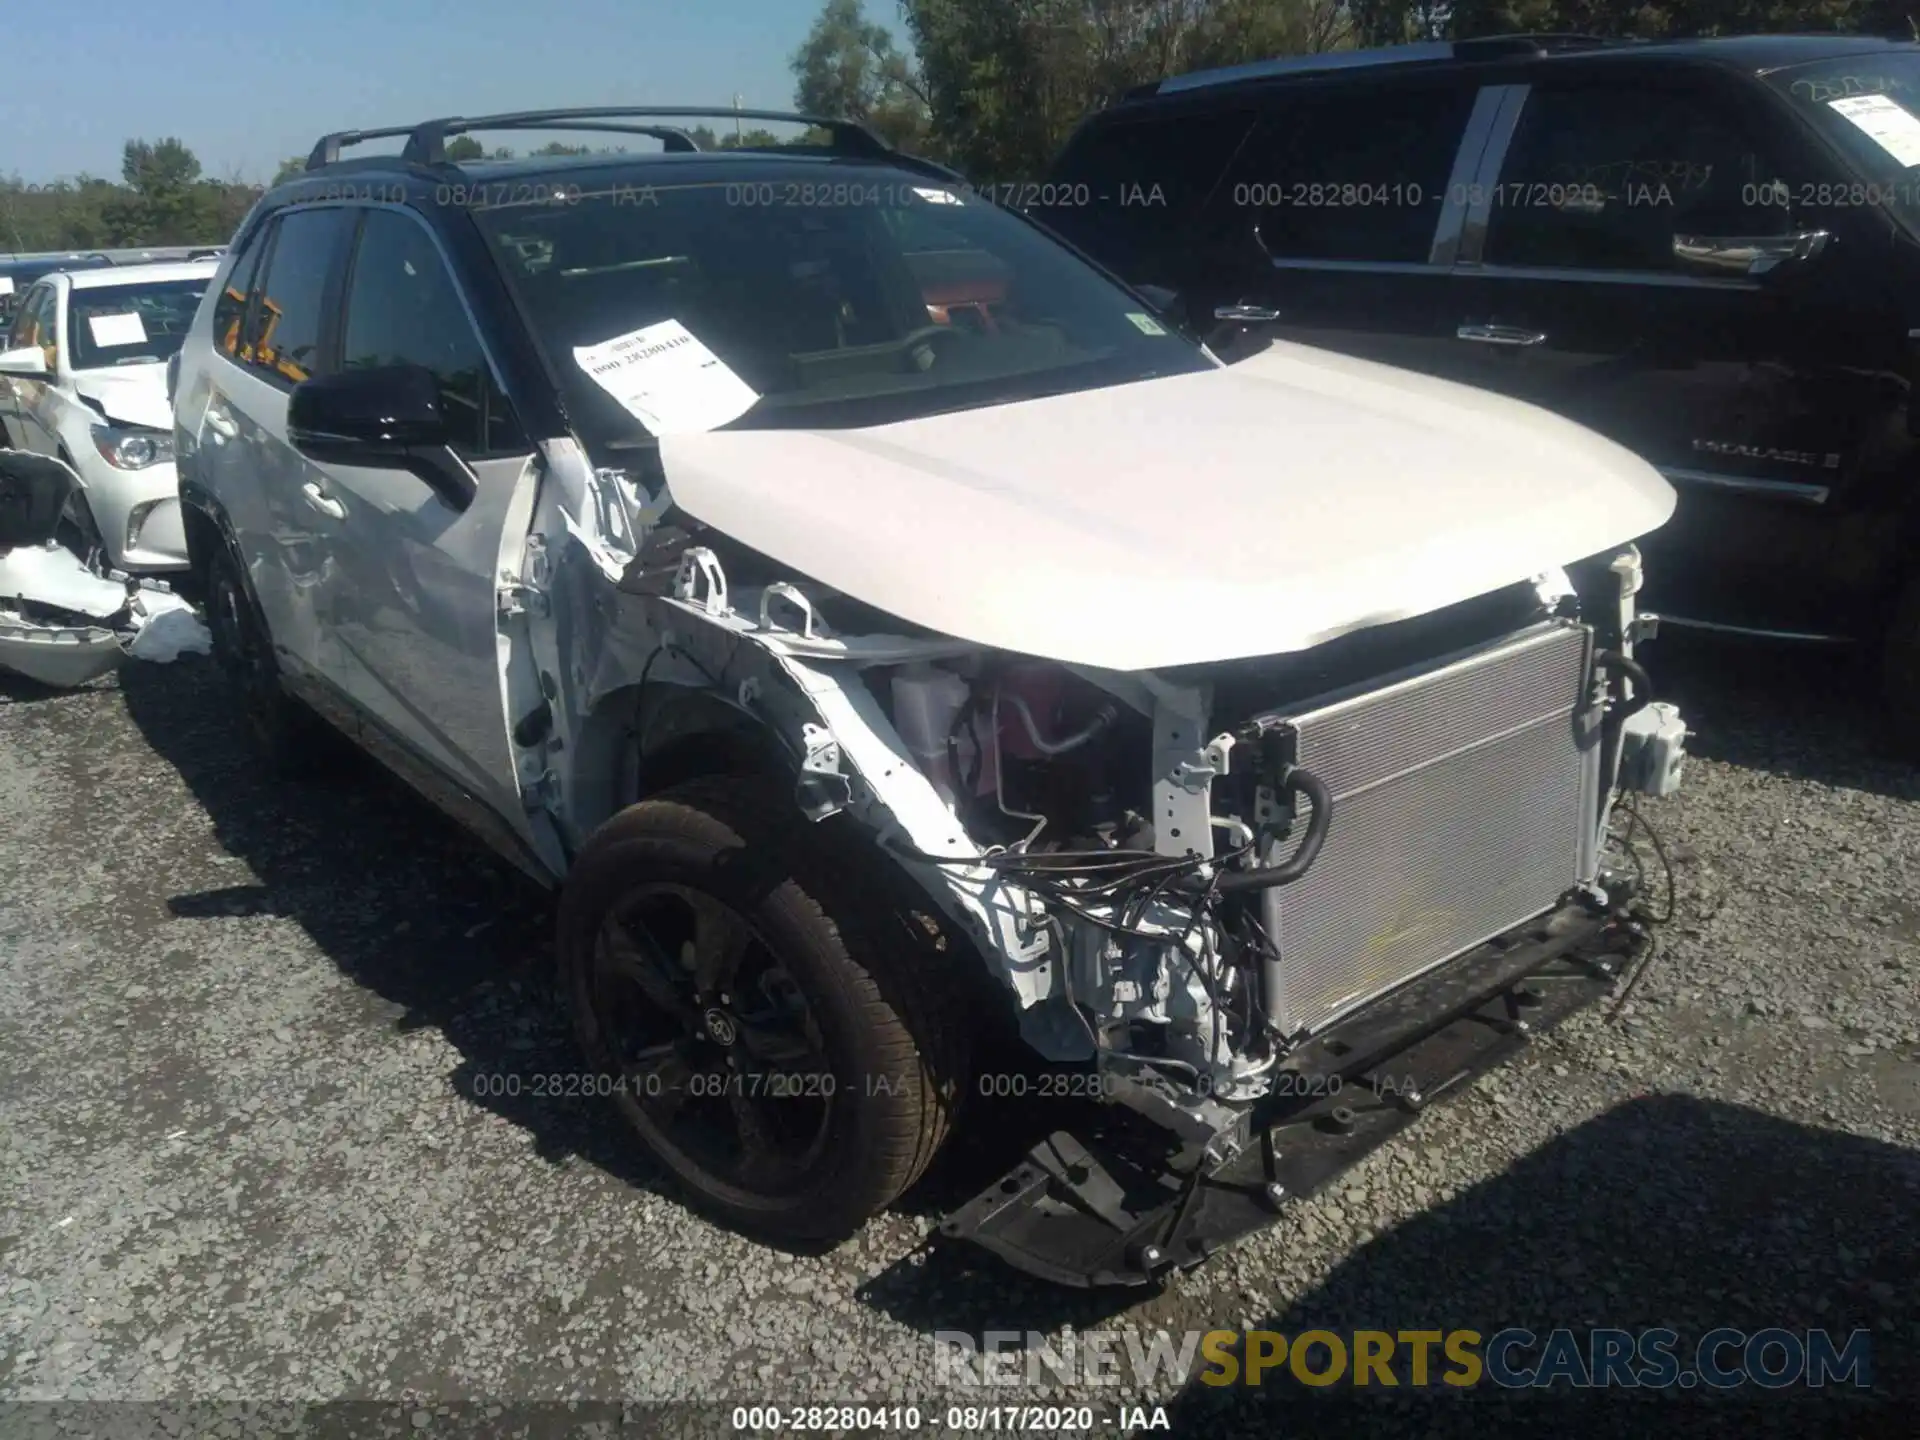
[{"left": 512, "top": 444, "right": 1689, "bottom": 1285}]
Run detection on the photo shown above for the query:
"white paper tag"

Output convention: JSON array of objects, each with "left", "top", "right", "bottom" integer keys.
[
  {"left": 913, "top": 186, "right": 963, "bottom": 206},
  {"left": 87, "top": 312, "right": 148, "bottom": 347},
  {"left": 1125, "top": 312, "right": 1168, "bottom": 336},
  {"left": 1829, "top": 93, "right": 1920, "bottom": 169},
  {"left": 0, "top": 277, "right": 13, "bottom": 297},
  {"left": 572, "top": 319, "right": 758, "bottom": 436}
]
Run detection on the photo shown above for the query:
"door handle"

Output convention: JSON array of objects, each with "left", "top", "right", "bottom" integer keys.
[
  {"left": 1672, "top": 229, "right": 1829, "bottom": 278},
  {"left": 202, "top": 408, "right": 238, "bottom": 441},
  {"left": 1215, "top": 302, "right": 1282, "bottom": 323},
  {"left": 1457, "top": 323, "right": 1548, "bottom": 347},
  {"left": 301, "top": 482, "right": 346, "bottom": 520}
]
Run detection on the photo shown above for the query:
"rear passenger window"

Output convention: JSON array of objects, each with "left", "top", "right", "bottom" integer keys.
[
  {"left": 1040, "top": 110, "right": 1257, "bottom": 284},
  {"left": 213, "top": 225, "right": 271, "bottom": 361},
  {"left": 341, "top": 209, "right": 522, "bottom": 456},
  {"left": 1485, "top": 85, "right": 1790, "bottom": 272},
  {"left": 1221, "top": 84, "right": 1477, "bottom": 263},
  {"left": 243, "top": 206, "right": 354, "bottom": 387}
]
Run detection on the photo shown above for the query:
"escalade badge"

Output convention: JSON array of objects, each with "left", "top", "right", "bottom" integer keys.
[{"left": 1691, "top": 439, "right": 1840, "bottom": 469}]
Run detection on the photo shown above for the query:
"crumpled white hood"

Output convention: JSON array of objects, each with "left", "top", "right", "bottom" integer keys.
[
  {"left": 658, "top": 341, "right": 1676, "bottom": 671},
  {"left": 73, "top": 364, "right": 171, "bottom": 431}
]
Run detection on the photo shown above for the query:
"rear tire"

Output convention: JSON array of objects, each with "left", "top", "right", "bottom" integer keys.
[
  {"left": 558, "top": 775, "right": 969, "bottom": 1241},
  {"left": 204, "top": 545, "right": 332, "bottom": 777}
]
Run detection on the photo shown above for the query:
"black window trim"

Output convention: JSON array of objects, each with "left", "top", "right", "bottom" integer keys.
[{"left": 334, "top": 200, "right": 530, "bottom": 460}]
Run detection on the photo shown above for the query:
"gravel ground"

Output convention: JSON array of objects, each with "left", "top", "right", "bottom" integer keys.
[{"left": 1, "top": 635, "right": 1916, "bottom": 1438}]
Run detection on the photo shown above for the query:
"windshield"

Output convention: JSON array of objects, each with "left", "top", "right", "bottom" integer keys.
[
  {"left": 66, "top": 278, "right": 208, "bottom": 371},
  {"left": 1768, "top": 55, "right": 1920, "bottom": 226},
  {"left": 469, "top": 166, "right": 1211, "bottom": 442}
]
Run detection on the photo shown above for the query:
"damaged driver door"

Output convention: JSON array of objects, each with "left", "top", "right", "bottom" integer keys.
[{"left": 293, "top": 207, "right": 545, "bottom": 866}]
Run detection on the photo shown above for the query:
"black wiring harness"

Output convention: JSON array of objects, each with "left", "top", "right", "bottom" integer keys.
[{"left": 1607, "top": 793, "right": 1679, "bottom": 1018}]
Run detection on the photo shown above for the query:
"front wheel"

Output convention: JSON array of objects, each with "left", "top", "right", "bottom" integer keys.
[
  {"left": 558, "top": 776, "right": 969, "bottom": 1241},
  {"left": 204, "top": 546, "right": 331, "bottom": 776}
]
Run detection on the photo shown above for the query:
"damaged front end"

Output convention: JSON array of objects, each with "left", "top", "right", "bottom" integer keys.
[
  {"left": 0, "top": 451, "right": 208, "bottom": 687},
  {"left": 518, "top": 449, "right": 1686, "bottom": 1289}
]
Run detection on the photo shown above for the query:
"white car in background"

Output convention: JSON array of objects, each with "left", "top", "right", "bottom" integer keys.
[{"left": 0, "top": 260, "right": 216, "bottom": 577}]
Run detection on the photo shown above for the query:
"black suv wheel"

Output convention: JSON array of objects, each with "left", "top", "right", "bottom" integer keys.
[
  {"left": 558, "top": 776, "right": 969, "bottom": 1241},
  {"left": 205, "top": 546, "right": 331, "bottom": 776}
]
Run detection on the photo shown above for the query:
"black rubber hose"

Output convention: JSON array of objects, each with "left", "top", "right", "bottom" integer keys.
[
  {"left": 1203, "top": 766, "right": 1333, "bottom": 896},
  {"left": 1595, "top": 649, "right": 1653, "bottom": 720}
]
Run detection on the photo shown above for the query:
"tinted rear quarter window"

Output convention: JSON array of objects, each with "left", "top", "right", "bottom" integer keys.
[
  {"left": 1040, "top": 109, "right": 1257, "bottom": 283},
  {"left": 1218, "top": 81, "right": 1477, "bottom": 263},
  {"left": 243, "top": 205, "right": 355, "bottom": 387}
]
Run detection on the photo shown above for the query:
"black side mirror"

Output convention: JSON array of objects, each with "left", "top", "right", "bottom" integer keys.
[
  {"left": 287, "top": 364, "right": 475, "bottom": 509},
  {"left": 288, "top": 364, "right": 448, "bottom": 460}
]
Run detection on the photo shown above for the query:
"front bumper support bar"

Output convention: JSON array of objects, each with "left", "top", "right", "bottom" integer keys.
[{"left": 941, "top": 902, "right": 1639, "bottom": 1288}]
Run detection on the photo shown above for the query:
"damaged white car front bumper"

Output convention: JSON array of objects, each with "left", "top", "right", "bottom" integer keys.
[{"left": 0, "top": 453, "right": 209, "bottom": 688}]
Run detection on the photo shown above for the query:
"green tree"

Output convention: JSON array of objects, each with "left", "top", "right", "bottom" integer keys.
[
  {"left": 791, "top": 0, "right": 932, "bottom": 150},
  {"left": 99, "top": 137, "right": 227, "bottom": 245},
  {"left": 444, "top": 135, "right": 486, "bottom": 161},
  {"left": 271, "top": 155, "right": 307, "bottom": 185}
]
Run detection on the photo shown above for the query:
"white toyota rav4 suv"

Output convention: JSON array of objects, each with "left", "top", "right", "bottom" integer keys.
[
  {"left": 0, "top": 259, "right": 216, "bottom": 577},
  {"left": 170, "top": 108, "right": 1689, "bottom": 1288}
]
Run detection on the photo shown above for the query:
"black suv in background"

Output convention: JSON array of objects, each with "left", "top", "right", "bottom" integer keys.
[{"left": 1039, "top": 33, "right": 1920, "bottom": 730}]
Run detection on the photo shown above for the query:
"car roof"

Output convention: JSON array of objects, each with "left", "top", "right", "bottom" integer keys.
[
  {"left": 270, "top": 149, "right": 955, "bottom": 211},
  {"left": 1128, "top": 33, "right": 1918, "bottom": 104},
  {"left": 66, "top": 260, "right": 219, "bottom": 290},
  {"left": 0, "top": 255, "right": 112, "bottom": 277}
]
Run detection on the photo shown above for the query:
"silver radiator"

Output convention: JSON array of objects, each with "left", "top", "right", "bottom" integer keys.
[{"left": 1259, "top": 621, "right": 1600, "bottom": 1037}]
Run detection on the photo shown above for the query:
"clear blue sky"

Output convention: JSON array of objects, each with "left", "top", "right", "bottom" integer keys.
[{"left": 6, "top": 0, "right": 901, "bottom": 184}]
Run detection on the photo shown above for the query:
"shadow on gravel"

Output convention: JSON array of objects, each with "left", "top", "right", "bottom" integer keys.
[
  {"left": 117, "top": 654, "right": 1110, "bottom": 1273},
  {"left": 116, "top": 658, "right": 686, "bottom": 1203},
  {"left": 0, "top": 670, "right": 95, "bottom": 705},
  {"left": 1162, "top": 1094, "right": 1918, "bottom": 1439},
  {"left": 1648, "top": 633, "right": 1918, "bottom": 803}
]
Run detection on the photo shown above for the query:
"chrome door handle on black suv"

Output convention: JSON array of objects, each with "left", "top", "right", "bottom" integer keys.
[
  {"left": 1456, "top": 323, "right": 1548, "bottom": 347},
  {"left": 1671, "top": 229, "right": 1830, "bottom": 278}
]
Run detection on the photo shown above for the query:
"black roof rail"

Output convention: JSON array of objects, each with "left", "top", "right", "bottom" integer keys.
[
  {"left": 305, "top": 106, "right": 894, "bottom": 173},
  {"left": 305, "top": 124, "right": 419, "bottom": 171},
  {"left": 1452, "top": 32, "right": 1627, "bottom": 59},
  {"left": 1139, "top": 32, "right": 1642, "bottom": 98}
]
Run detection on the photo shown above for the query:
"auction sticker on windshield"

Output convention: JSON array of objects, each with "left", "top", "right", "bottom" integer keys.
[
  {"left": 1125, "top": 312, "right": 1168, "bottom": 336},
  {"left": 87, "top": 312, "right": 148, "bottom": 347},
  {"left": 573, "top": 319, "right": 758, "bottom": 436},
  {"left": 1829, "top": 93, "right": 1920, "bottom": 169}
]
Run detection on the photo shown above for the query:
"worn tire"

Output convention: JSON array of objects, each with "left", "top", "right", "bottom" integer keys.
[
  {"left": 558, "top": 775, "right": 969, "bottom": 1241},
  {"left": 1883, "top": 574, "right": 1920, "bottom": 761},
  {"left": 204, "top": 546, "right": 332, "bottom": 777}
]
